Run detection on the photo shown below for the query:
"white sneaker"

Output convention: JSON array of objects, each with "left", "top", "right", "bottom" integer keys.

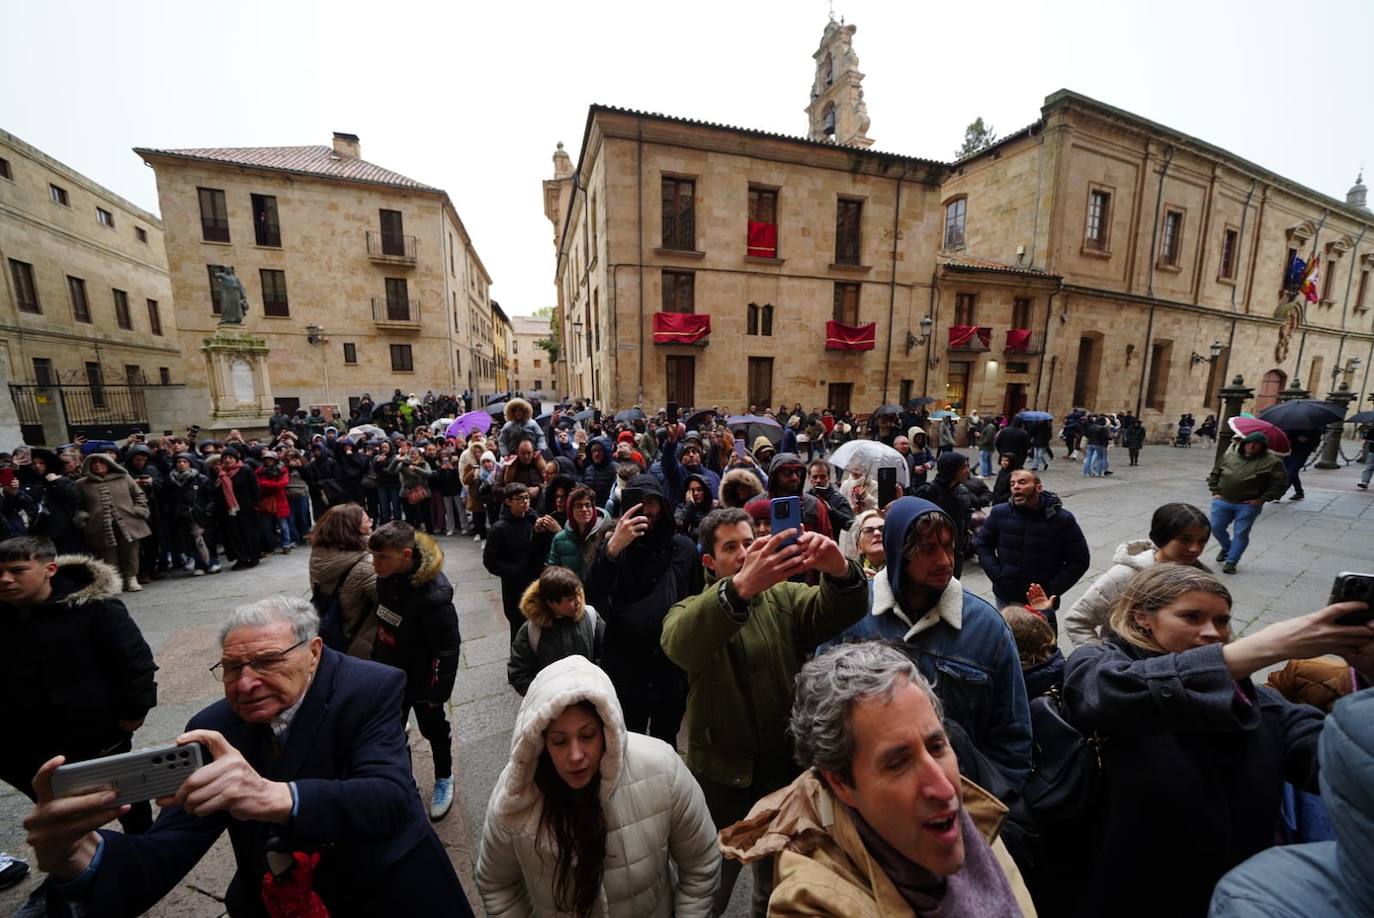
[
  {"left": 124, "top": 579, "right": 143, "bottom": 592},
  {"left": 208, "top": 563, "right": 222, "bottom": 574},
  {"left": 430, "top": 777, "right": 454, "bottom": 821},
  {"left": 192, "top": 568, "right": 206, "bottom": 577},
  {"left": 472, "top": 533, "right": 481, "bottom": 542}
]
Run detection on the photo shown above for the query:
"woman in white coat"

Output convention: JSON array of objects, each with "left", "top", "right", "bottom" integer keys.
[{"left": 477, "top": 655, "right": 719, "bottom": 918}]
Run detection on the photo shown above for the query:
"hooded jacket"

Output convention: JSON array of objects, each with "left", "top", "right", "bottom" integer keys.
[
  {"left": 912, "top": 452, "right": 974, "bottom": 571},
  {"left": 660, "top": 438, "right": 723, "bottom": 507},
  {"left": 506, "top": 583, "right": 605, "bottom": 695},
  {"left": 832, "top": 497, "right": 1032, "bottom": 791},
  {"left": 73, "top": 454, "right": 153, "bottom": 544},
  {"left": 673, "top": 473, "right": 716, "bottom": 540},
  {"left": 476, "top": 656, "right": 719, "bottom": 918},
  {"left": 581, "top": 436, "right": 618, "bottom": 506},
  {"left": 719, "top": 466, "right": 765, "bottom": 508},
  {"left": 2, "top": 555, "right": 157, "bottom": 773},
  {"left": 499, "top": 398, "right": 547, "bottom": 457},
  {"left": 255, "top": 461, "right": 290, "bottom": 518},
  {"left": 975, "top": 489, "right": 1090, "bottom": 612},
  {"left": 371, "top": 531, "right": 461, "bottom": 704},
  {"left": 308, "top": 545, "right": 380, "bottom": 660},
  {"left": 546, "top": 507, "right": 611, "bottom": 579},
  {"left": 1209, "top": 687, "right": 1374, "bottom": 917},
  {"left": 719, "top": 769, "right": 1035, "bottom": 918},
  {"left": 1063, "top": 539, "right": 1158, "bottom": 648},
  {"left": 1207, "top": 439, "right": 1288, "bottom": 502},
  {"left": 767, "top": 452, "right": 832, "bottom": 540},
  {"left": 484, "top": 504, "right": 549, "bottom": 624}
]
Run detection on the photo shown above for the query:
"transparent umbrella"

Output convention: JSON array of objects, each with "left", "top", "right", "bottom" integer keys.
[{"left": 827, "top": 439, "right": 910, "bottom": 488}]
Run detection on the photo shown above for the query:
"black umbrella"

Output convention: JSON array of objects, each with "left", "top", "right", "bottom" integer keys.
[
  {"left": 684, "top": 408, "right": 717, "bottom": 429},
  {"left": 573, "top": 408, "right": 596, "bottom": 422},
  {"left": 905, "top": 397, "right": 936, "bottom": 409},
  {"left": 1346, "top": 410, "right": 1374, "bottom": 425},
  {"left": 873, "top": 404, "right": 904, "bottom": 417},
  {"left": 485, "top": 401, "right": 509, "bottom": 417},
  {"left": 614, "top": 407, "right": 646, "bottom": 423},
  {"left": 1257, "top": 399, "right": 1347, "bottom": 431}
]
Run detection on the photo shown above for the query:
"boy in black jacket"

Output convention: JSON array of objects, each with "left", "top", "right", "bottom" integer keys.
[
  {"left": 482, "top": 483, "right": 556, "bottom": 643},
  {"left": 368, "top": 521, "right": 462, "bottom": 820}
]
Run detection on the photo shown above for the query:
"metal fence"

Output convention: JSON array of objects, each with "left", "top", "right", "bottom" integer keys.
[{"left": 8, "top": 383, "right": 158, "bottom": 443}]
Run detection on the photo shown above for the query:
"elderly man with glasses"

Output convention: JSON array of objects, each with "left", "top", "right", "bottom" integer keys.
[{"left": 22, "top": 596, "right": 473, "bottom": 917}]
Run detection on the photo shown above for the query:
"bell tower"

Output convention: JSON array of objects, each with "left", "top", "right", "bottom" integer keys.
[{"left": 806, "top": 17, "right": 873, "bottom": 148}]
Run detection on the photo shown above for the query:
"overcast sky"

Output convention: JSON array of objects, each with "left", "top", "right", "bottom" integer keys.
[{"left": 5, "top": 0, "right": 1370, "bottom": 317}]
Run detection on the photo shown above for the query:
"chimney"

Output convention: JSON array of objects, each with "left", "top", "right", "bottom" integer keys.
[{"left": 332, "top": 132, "right": 361, "bottom": 159}]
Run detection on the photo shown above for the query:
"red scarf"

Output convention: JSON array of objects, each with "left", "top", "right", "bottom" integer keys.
[{"left": 218, "top": 462, "right": 240, "bottom": 513}]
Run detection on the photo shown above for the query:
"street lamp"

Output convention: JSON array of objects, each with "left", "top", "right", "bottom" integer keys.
[
  {"left": 1331, "top": 355, "right": 1363, "bottom": 385},
  {"left": 905, "top": 315, "right": 933, "bottom": 354},
  {"left": 1190, "top": 339, "right": 1223, "bottom": 366}
]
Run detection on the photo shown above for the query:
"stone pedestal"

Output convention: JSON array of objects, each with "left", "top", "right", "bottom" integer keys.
[
  {"left": 1215, "top": 374, "right": 1253, "bottom": 465},
  {"left": 1315, "top": 382, "right": 1355, "bottom": 469},
  {"left": 201, "top": 328, "right": 273, "bottom": 428}
]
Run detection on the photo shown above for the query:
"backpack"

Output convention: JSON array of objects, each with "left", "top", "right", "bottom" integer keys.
[{"left": 312, "top": 557, "right": 365, "bottom": 651}]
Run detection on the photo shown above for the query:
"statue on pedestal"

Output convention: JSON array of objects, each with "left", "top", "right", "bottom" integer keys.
[{"left": 211, "top": 266, "right": 250, "bottom": 325}]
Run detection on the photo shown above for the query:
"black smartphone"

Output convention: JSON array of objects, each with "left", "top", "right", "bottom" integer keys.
[
  {"left": 667, "top": 401, "right": 680, "bottom": 424},
  {"left": 878, "top": 466, "right": 898, "bottom": 508},
  {"left": 1330, "top": 572, "right": 1374, "bottom": 625},
  {"left": 621, "top": 488, "right": 645, "bottom": 512}
]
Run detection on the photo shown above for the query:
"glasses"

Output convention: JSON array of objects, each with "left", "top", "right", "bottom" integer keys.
[
  {"left": 210, "top": 638, "right": 307, "bottom": 683},
  {"left": 509, "top": 495, "right": 531, "bottom": 504},
  {"left": 859, "top": 526, "right": 885, "bottom": 537}
]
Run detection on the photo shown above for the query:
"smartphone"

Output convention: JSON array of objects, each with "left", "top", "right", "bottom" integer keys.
[
  {"left": 667, "top": 401, "right": 680, "bottom": 424},
  {"left": 733, "top": 440, "right": 748, "bottom": 460},
  {"left": 51, "top": 742, "right": 210, "bottom": 807},
  {"left": 621, "top": 488, "right": 645, "bottom": 511},
  {"left": 770, "top": 496, "right": 801, "bottom": 549},
  {"left": 878, "top": 466, "right": 898, "bottom": 508},
  {"left": 1330, "top": 572, "right": 1374, "bottom": 625}
]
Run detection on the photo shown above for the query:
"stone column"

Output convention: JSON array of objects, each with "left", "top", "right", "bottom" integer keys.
[
  {"left": 1315, "top": 382, "right": 1355, "bottom": 469},
  {"left": 1215, "top": 375, "right": 1254, "bottom": 465},
  {"left": 1276, "top": 380, "right": 1310, "bottom": 402}
]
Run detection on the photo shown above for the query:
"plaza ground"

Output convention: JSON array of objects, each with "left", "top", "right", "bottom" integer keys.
[{"left": 2, "top": 440, "right": 1371, "bottom": 916}]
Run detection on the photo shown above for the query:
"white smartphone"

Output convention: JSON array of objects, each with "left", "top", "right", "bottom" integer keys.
[{"left": 51, "top": 743, "right": 210, "bottom": 807}]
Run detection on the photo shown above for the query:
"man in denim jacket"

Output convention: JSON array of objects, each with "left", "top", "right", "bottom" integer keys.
[{"left": 827, "top": 497, "right": 1031, "bottom": 792}]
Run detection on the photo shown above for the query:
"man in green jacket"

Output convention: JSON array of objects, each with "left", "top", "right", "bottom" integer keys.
[
  {"left": 661, "top": 506, "right": 868, "bottom": 916},
  {"left": 1207, "top": 431, "right": 1288, "bottom": 574}
]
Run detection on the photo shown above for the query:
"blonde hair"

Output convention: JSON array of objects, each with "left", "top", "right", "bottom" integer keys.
[
  {"left": 1107, "top": 564, "right": 1233, "bottom": 652},
  {"left": 1000, "top": 605, "right": 1057, "bottom": 667}
]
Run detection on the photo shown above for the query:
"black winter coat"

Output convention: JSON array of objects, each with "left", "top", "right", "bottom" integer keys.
[
  {"left": 994, "top": 426, "right": 1031, "bottom": 464},
  {"left": 1, "top": 555, "right": 157, "bottom": 795},
  {"left": 580, "top": 437, "right": 617, "bottom": 506},
  {"left": 1062, "top": 637, "right": 1323, "bottom": 917},
  {"left": 371, "top": 531, "right": 461, "bottom": 704},
  {"left": 482, "top": 507, "right": 546, "bottom": 623},
  {"left": 975, "top": 490, "right": 1089, "bottom": 609},
  {"left": 212, "top": 465, "right": 260, "bottom": 520}
]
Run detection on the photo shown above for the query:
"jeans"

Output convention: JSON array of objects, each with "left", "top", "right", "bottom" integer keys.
[
  {"left": 1282, "top": 453, "right": 1306, "bottom": 497},
  {"left": 979, "top": 448, "right": 994, "bottom": 477},
  {"left": 275, "top": 517, "right": 292, "bottom": 548},
  {"left": 1083, "top": 444, "right": 1106, "bottom": 476},
  {"left": 288, "top": 495, "right": 312, "bottom": 542},
  {"left": 1210, "top": 498, "right": 1263, "bottom": 563},
  {"left": 1030, "top": 446, "right": 1051, "bottom": 470},
  {"left": 441, "top": 495, "right": 465, "bottom": 532},
  {"left": 1362, "top": 450, "right": 1374, "bottom": 485},
  {"left": 378, "top": 481, "right": 402, "bottom": 523}
]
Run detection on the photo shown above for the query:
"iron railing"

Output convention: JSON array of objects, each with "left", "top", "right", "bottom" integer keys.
[
  {"left": 366, "top": 231, "right": 417, "bottom": 262},
  {"left": 371, "top": 297, "right": 421, "bottom": 324},
  {"left": 948, "top": 326, "right": 992, "bottom": 352},
  {"left": 255, "top": 225, "right": 282, "bottom": 247},
  {"left": 7, "top": 383, "right": 176, "bottom": 443},
  {"left": 1003, "top": 329, "right": 1044, "bottom": 355},
  {"left": 201, "top": 218, "right": 230, "bottom": 243}
]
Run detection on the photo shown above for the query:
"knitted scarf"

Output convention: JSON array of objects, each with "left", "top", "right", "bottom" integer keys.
[{"left": 217, "top": 464, "right": 240, "bottom": 514}]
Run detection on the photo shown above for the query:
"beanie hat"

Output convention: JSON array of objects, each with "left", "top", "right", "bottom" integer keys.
[
  {"left": 744, "top": 496, "right": 772, "bottom": 523},
  {"left": 1241, "top": 432, "right": 1267, "bottom": 444},
  {"left": 617, "top": 430, "right": 635, "bottom": 444},
  {"left": 480, "top": 450, "right": 497, "bottom": 464}
]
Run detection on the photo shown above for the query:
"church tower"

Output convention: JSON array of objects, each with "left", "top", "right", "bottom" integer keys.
[{"left": 806, "top": 18, "right": 873, "bottom": 148}]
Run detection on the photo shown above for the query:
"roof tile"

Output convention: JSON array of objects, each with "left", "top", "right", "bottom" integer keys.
[{"left": 134, "top": 145, "right": 440, "bottom": 192}]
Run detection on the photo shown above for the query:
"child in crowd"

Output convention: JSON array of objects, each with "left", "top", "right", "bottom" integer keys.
[
  {"left": 506, "top": 565, "right": 604, "bottom": 695},
  {"left": 1001, "top": 601, "right": 1064, "bottom": 700}
]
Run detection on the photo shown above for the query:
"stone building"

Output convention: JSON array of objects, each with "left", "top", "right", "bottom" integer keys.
[
  {"left": 510, "top": 313, "right": 553, "bottom": 395},
  {"left": 491, "top": 300, "right": 512, "bottom": 393},
  {"left": 2, "top": 129, "right": 180, "bottom": 443},
  {"left": 135, "top": 133, "right": 497, "bottom": 423},
  {"left": 548, "top": 20, "right": 1373, "bottom": 434}
]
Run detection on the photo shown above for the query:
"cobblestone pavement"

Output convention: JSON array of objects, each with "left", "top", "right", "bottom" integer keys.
[{"left": 2, "top": 442, "right": 1370, "bottom": 916}]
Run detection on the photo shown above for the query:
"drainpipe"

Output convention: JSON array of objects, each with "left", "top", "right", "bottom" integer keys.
[
  {"left": 1334, "top": 224, "right": 1367, "bottom": 375},
  {"left": 636, "top": 123, "right": 644, "bottom": 406},
  {"left": 1137, "top": 145, "right": 1175, "bottom": 417},
  {"left": 1216, "top": 179, "right": 1258, "bottom": 413},
  {"left": 1034, "top": 279, "right": 1064, "bottom": 407},
  {"left": 922, "top": 272, "right": 939, "bottom": 396},
  {"left": 882, "top": 163, "right": 913, "bottom": 402}
]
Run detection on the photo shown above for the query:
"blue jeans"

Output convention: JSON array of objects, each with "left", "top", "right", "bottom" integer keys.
[
  {"left": 1210, "top": 498, "right": 1262, "bottom": 563},
  {"left": 288, "top": 494, "right": 312, "bottom": 542},
  {"left": 1030, "top": 446, "right": 1051, "bottom": 471},
  {"left": 979, "top": 449, "right": 994, "bottom": 477},
  {"left": 1083, "top": 445, "right": 1106, "bottom": 476},
  {"left": 378, "top": 481, "right": 402, "bottom": 523},
  {"left": 1363, "top": 449, "right": 1374, "bottom": 485}
]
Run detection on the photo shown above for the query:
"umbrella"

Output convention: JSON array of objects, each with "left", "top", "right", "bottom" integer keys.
[
  {"left": 1228, "top": 416, "right": 1291, "bottom": 456},
  {"left": 905, "top": 397, "right": 936, "bottom": 409},
  {"left": 929, "top": 410, "right": 960, "bottom": 420},
  {"left": 872, "top": 404, "right": 904, "bottom": 417},
  {"left": 347, "top": 424, "right": 384, "bottom": 439},
  {"left": 614, "top": 407, "right": 646, "bottom": 423},
  {"left": 828, "top": 440, "right": 910, "bottom": 489},
  {"left": 573, "top": 408, "right": 596, "bottom": 423},
  {"left": 726, "top": 414, "right": 782, "bottom": 430},
  {"left": 727, "top": 414, "right": 784, "bottom": 446},
  {"left": 1346, "top": 410, "right": 1374, "bottom": 425},
  {"left": 429, "top": 417, "right": 455, "bottom": 434},
  {"left": 1015, "top": 410, "right": 1054, "bottom": 422},
  {"left": 684, "top": 408, "right": 717, "bottom": 429},
  {"left": 1257, "top": 399, "right": 1347, "bottom": 431},
  {"left": 484, "top": 401, "right": 509, "bottom": 417},
  {"left": 447, "top": 411, "right": 492, "bottom": 438}
]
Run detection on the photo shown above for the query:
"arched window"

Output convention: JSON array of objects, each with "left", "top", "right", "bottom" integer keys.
[
  {"left": 823, "top": 53, "right": 834, "bottom": 87},
  {"left": 943, "top": 197, "right": 967, "bottom": 249},
  {"left": 747, "top": 303, "right": 759, "bottom": 336},
  {"left": 822, "top": 103, "right": 836, "bottom": 137},
  {"left": 762, "top": 304, "right": 774, "bottom": 336},
  {"left": 1255, "top": 369, "right": 1287, "bottom": 411}
]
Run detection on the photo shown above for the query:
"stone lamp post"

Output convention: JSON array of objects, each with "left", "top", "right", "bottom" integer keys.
[
  {"left": 1315, "top": 381, "right": 1355, "bottom": 469},
  {"left": 1215, "top": 375, "right": 1254, "bottom": 464}
]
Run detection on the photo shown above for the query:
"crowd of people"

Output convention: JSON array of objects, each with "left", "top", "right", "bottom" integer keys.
[{"left": 1, "top": 387, "right": 1372, "bottom": 918}]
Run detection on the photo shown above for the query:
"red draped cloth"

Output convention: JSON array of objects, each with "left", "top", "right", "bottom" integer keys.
[
  {"left": 948, "top": 325, "right": 990, "bottom": 348},
  {"left": 747, "top": 222, "right": 778, "bottom": 258},
  {"left": 825, "top": 320, "right": 876, "bottom": 350},
  {"left": 653, "top": 312, "right": 711, "bottom": 344},
  {"left": 1005, "top": 328, "right": 1032, "bottom": 352}
]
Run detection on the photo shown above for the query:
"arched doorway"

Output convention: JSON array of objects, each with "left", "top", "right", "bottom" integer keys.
[{"left": 1255, "top": 368, "right": 1286, "bottom": 411}]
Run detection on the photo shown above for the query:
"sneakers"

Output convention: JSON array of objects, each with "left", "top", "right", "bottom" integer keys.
[
  {"left": 472, "top": 533, "right": 482, "bottom": 543},
  {"left": 208, "top": 562, "right": 222, "bottom": 574},
  {"left": 0, "top": 852, "right": 29, "bottom": 890},
  {"left": 192, "top": 568, "right": 206, "bottom": 577},
  {"left": 430, "top": 777, "right": 454, "bottom": 821},
  {"left": 1216, "top": 549, "right": 1228, "bottom": 562},
  {"left": 1222, "top": 561, "right": 1237, "bottom": 574},
  {"left": 1359, "top": 482, "right": 1369, "bottom": 490},
  {"left": 445, "top": 529, "right": 455, "bottom": 537},
  {"left": 124, "top": 578, "right": 143, "bottom": 592},
  {"left": 183, "top": 557, "right": 197, "bottom": 572}
]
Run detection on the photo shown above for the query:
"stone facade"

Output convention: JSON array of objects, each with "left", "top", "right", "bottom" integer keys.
[
  {"left": 2, "top": 128, "right": 181, "bottom": 435},
  {"left": 136, "top": 134, "right": 497, "bottom": 428},
  {"left": 806, "top": 19, "right": 873, "bottom": 149},
  {"left": 491, "top": 301, "right": 512, "bottom": 392},
  {"left": 510, "top": 313, "right": 552, "bottom": 395}
]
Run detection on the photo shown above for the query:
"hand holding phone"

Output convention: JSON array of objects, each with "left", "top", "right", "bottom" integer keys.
[
  {"left": 1330, "top": 573, "right": 1374, "bottom": 625},
  {"left": 770, "top": 496, "right": 801, "bottom": 550},
  {"left": 877, "top": 467, "right": 898, "bottom": 509},
  {"left": 51, "top": 741, "right": 210, "bottom": 808}
]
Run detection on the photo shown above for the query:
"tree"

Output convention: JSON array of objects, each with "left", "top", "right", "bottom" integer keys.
[
  {"left": 533, "top": 305, "right": 561, "bottom": 365},
  {"left": 954, "top": 117, "right": 998, "bottom": 159}
]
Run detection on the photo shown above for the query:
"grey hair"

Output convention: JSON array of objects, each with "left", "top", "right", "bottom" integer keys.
[
  {"left": 790, "top": 642, "right": 943, "bottom": 786},
  {"left": 218, "top": 595, "right": 320, "bottom": 645}
]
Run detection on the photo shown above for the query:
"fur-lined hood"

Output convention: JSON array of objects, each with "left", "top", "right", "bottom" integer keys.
[
  {"left": 493, "top": 655, "right": 627, "bottom": 821},
  {"left": 518, "top": 578, "right": 587, "bottom": 628},
  {"left": 409, "top": 530, "right": 445, "bottom": 586},
  {"left": 48, "top": 554, "right": 123, "bottom": 606},
  {"left": 720, "top": 467, "right": 765, "bottom": 507},
  {"left": 504, "top": 397, "right": 534, "bottom": 423}
]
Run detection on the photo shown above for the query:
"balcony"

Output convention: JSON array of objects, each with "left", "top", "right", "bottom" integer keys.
[
  {"left": 652, "top": 312, "right": 711, "bottom": 346},
  {"left": 1003, "top": 329, "right": 1043, "bottom": 355},
  {"left": 948, "top": 325, "right": 992, "bottom": 352},
  {"left": 371, "top": 297, "right": 421, "bottom": 329},
  {"left": 201, "top": 218, "right": 230, "bottom": 243},
  {"left": 366, "top": 231, "right": 417, "bottom": 265}
]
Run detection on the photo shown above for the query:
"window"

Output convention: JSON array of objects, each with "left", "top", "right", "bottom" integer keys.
[
  {"left": 748, "top": 303, "right": 775, "bottom": 336},
  {"left": 835, "top": 198, "right": 863, "bottom": 265},
  {"left": 953, "top": 292, "right": 977, "bottom": 326},
  {"left": 590, "top": 194, "right": 598, "bottom": 256},
  {"left": 198, "top": 187, "right": 229, "bottom": 242},
  {"left": 343, "top": 342, "right": 357, "bottom": 364},
  {"left": 661, "top": 270, "right": 694, "bottom": 313},
  {"left": 822, "top": 103, "right": 836, "bottom": 137},
  {"left": 125, "top": 365, "right": 143, "bottom": 385},
  {"left": 207, "top": 264, "right": 227, "bottom": 314},
  {"left": 379, "top": 209, "right": 406, "bottom": 256},
  {"left": 9, "top": 259, "right": 40, "bottom": 313},
  {"left": 665, "top": 355, "right": 696, "bottom": 406},
  {"left": 384, "top": 277, "right": 410, "bottom": 321},
  {"left": 534, "top": 359, "right": 541, "bottom": 368},
  {"left": 826, "top": 382, "right": 852, "bottom": 414},
  {"left": 833, "top": 283, "right": 860, "bottom": 325},
  {"left": 159, "top": 367, "right": 171, "bottom": 385},
  {"left": 390, "top": 344, "right": 414, "bottom": 372},
  {"left": 112, "top": 288, "right": 132, "bottom": 330},
  {"left": 0, "top": 158, "right": 11, "bottom": 180},
  {"left": 1219, "top": 228, "right": 1239, "bottom": 280},
  {"left": 943, "top": 198, "right": 966, "bottom": 249},
  {"left": 1321, "top": 259, "right": 1336, "bottom": 303},
  {"left": 1357, "top": 268, "right": 1370, "bottom": 311},
  {"left": 50, "top": 184, "right": 69, "bottom": 206},
  {"left": 748, "top": 357, "right": 774, "bottom": 408},
  {"left": 1011, "top": 296, "right": 1032, "bottom": 329},
  {"left": 1007, "top": 361, "right": 1031, "bottom": 373},
  {"left": 899, "top": 379, "right": 914, "bottom": 405},
  {"left": 1085, "top": 190, "right": 1111, "bottom": 251},
  {"left": 747, "top": 187, "right": 779, "bottom": 258},
  {"left": 747, "top": 303, "right": 759, "bottom": 335},
  {"left": 1160, "top": 210, "right": 1183, "bottom": 265},
  {"left": 96, "top": 207, "right": 115, "bottom": 228},
  {"left": 67, "top": 276, "right": 91, "bottom": 323},
  {"left": 945, "top": 363, "right": 971, "bottom": 410},
  {"left": 260, "top": 269, "right": 289, "bottom": 316},
  {"left": 252, "top": 194, "right": 281, "bottom": 247},
  {"left": 661, "top": 177, "right": 695, "bottom": 250},
  {"left": 33, "top": 358, "right": 54, "bottom": 386},
  {"left": 135, "top": 226, "right": 148, "bottom": 244},
  {"left": 1145, "top": 340, "right": 1172, "bottom": 409},
  {"left": 85, "top": 362, "right": 106, "bottom": 408},
  {"left": 146, "top": 298, "right": 162, "bottom": 335},
  {"left": 534, "top": 379, "right": 543, "bottom": 390},
  {"left": 455, "top": 349, "right": 461, "bottom": 373},
  {"left": 762, "top": 304, "right": 773, "bottom": 336}
]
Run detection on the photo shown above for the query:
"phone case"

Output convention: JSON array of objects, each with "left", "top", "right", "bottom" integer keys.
[
  {"left": 770, "top": 496, "right": 801, "bottom": 548},
  {"left": 51, "top": 744, "right": 206, "bottom": 807}
]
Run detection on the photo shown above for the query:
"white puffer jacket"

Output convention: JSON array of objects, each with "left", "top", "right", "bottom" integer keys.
[
  {"left": 1063, "top": 539, "right": 1157, "bottom": 648},
  {"left": 476, "top": 656, "right": 719, "bottom": 918}
]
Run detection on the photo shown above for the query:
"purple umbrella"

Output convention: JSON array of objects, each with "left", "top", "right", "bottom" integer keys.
[{"left": 447, "top": 410, "right": 493, "bottom": 439}]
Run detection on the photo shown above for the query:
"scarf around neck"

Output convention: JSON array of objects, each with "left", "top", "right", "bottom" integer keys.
[{"left": 217, "top": 464, "right": 240, "bottom": 513}]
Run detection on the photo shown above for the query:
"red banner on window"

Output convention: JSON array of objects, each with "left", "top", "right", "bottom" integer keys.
[
  {"left": 1005, "top": 328, "right": 1032, "bottom": 352},
  {"left": 948, "top": 325, "right": 990, "bottom": 348},
  {"left": 653, "top": 312, "right": 711, "bottom": 344},
  {"left": 825, "top": 320, "right": 876, "bottom": 350},
  {"left": 747, "top": 221, "right": 778, "bottom": 258}
]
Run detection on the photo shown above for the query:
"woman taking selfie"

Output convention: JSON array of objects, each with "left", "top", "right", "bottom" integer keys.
[
  {"left": 476, "top": 655, "right": 718, "bottom": 917},
  {"left": 1062, "top": 564, "right": 1374, "bottom": 917}
]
